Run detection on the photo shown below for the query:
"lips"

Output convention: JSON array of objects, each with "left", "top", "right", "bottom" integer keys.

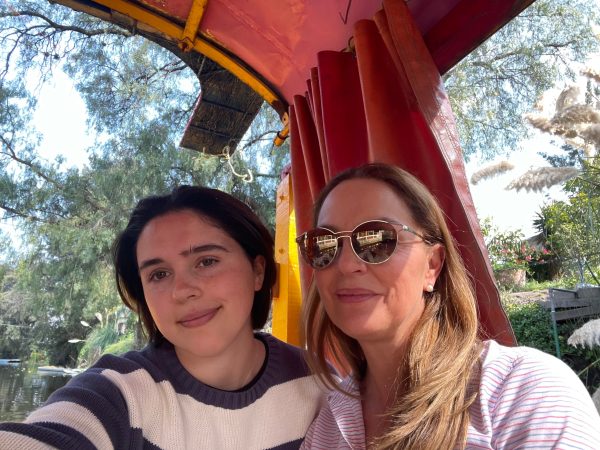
[
  {"left": 335, "top": 288, "right": 378, "bottom": 303},
  {"left": 177, "top": 307, "right": 221, "bottom": 328}
]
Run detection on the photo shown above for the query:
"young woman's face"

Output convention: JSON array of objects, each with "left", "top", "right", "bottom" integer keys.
[
  {"left": 314, "top": 178, "right": 443, "bottom": 347},
  {"left": 136, "top": 210, "right": 265, "bottom": 361}
]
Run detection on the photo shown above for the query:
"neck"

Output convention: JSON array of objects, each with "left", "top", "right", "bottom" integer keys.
[
  {"left": 360, "top": 340, "right": 409, "bottom": 443},
  {"left": 176, "top": 332, "right": 266, "bottom": 391},
  {"left": 361, "top": 341, "right": 408, "bottom": 405}
]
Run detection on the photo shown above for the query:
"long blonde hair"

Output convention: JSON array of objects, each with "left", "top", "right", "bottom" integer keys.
[{"left": 302, "top": 163, "right": 481, "bottom": 449}]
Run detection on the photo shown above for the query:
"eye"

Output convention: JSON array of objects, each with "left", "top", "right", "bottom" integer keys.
[
  {"left": 197, "top": 257, "right": 218, "bottom": 268},
  {"left": 149, "top": 270, "right": 169, "bottom": 282}
]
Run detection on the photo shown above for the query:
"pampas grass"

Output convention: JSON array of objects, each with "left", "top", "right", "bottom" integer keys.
[
  {"left": 505, "top": 167, "right": 580, "bottom": 192},
  {"left": 567, "top": 318, "right": 600, "bottom": 349},
  {"left": 581, "top": 124, "right": 600, "bottom": 149},
  {"left": 582, "top": 67, "right": 600, "bottom": 83},
  {"left": 474, "top": 68, "right": 598, "bottom": 192},
  {"left": 470, "top": 161, "right": 515, "bottom": 185},
  {"left": 552, "top": 105, "right": 600, "bottom": 127},
  {"left": 554, "top": 86, "right": 581, "bottom": 112},
  {"left": 522, "top": 82, "right": 599, "bottom": 164}
]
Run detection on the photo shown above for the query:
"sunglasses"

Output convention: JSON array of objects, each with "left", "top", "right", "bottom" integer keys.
[{"left": 296, "top": 219, "right": 431, "bottom": 270}]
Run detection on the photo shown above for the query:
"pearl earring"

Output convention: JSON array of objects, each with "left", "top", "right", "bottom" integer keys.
[{"left": 426, "top": 284, "right": 434, "bottom": 293}]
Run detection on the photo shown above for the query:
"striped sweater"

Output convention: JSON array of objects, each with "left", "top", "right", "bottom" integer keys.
[
  {"left": 0, "top": 333, "right": 325, "bottom": 450},
  {"left": 301, "top": 340, "right": 600, "bottom": 449}
]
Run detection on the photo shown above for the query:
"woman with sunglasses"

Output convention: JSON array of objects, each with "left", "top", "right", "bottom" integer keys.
[
  {"left": 298, "top": 163, "right": 600, "bottom": 449},
  {"left": 0, "top": 186, "right": 324, "bottom": 449}
]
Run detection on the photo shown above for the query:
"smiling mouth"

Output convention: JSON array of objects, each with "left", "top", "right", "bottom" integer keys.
[
  {"left": 178, "top": 307, "right": 221, "bottom": 328},
  {"left": 336, "top": 290, "right": 378, "bottom": 303}
]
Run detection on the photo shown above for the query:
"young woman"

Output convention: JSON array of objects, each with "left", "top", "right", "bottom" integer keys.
[
  {"left": 0, "top": 186, "right": 323, "bottom": 449},
  {"left": 298, "top": 163, "right": 600, "bottom": 449}
]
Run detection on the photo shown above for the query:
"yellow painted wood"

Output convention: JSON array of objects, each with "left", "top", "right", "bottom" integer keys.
[
  {"left": 274, "top": 112, "right": 289, "bottom": 147},
  {"left": 179, "top": 0, "right": 209, "bottom": 52},
  {"left": 91, "top": 0, "right": 281, "bottom": 107},
  {"left": 272, "top": 174, "right": 302, "bottom": 345}
]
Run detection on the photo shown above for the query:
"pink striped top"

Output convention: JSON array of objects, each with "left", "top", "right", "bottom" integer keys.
[{"left": 301, "top": 340, "right": 600, "bottom": 449}]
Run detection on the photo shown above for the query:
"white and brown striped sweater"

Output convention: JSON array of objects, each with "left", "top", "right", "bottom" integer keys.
[{"left": 0, "top": 333, "right": 325, "bottom": 450}]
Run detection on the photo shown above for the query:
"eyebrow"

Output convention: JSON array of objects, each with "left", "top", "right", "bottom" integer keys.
[{"left": 138, "top": 243, "right": 229, "bottom": 272}]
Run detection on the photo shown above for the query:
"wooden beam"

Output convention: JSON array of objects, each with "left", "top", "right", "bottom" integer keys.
[
  {"left": 272, "top": 174, "right": 302, "bottom": 345},
  {"left": 179, "top": 0, "right": 209, "bottom": 52}
]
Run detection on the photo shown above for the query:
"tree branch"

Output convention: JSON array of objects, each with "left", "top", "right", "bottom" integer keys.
[
  {"left": 0, "top": 203, "right": 45, "bottom": 223},
  {"left": 1, "top": 10, "right": 131, "bottom": 39},
  {"left": 0, "top": 135, "right": 62, "bottom": 187}
]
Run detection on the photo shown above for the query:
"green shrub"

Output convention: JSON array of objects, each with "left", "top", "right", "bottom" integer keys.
[
  {"left": 557, "top": 318, "right": 600, "bottom": 395},
  {"left": 502, "top": 291, "right": 600, "bottom": 395},
  {"left": 77, "top": 325, "right": 120, "bottom": 366},
  {"left": 502, "top": 298, "right": 555, "bottom": 354},
  {"left": 103, "top": 333, "right": 136, "bottom": 356}
]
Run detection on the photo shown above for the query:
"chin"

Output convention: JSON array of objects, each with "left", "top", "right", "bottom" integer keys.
[{"left": 332, "top": 319, "right": 378, "bottom": 341}]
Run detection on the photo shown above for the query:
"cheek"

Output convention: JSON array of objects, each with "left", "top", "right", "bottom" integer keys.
[
  {"left": 142, "top": 283, "right": 172, "bottom": 311},
  {"left": 145, "top": 301, "right": 168, "bottom": 329},
  {"left": 314, "top": 272, "right": 338, "bottom": 316},
  {"left": 314, "top": 271, "right": 333, "bottom": 297},
  {"left": 141, "top": 276, "right": 172, "bottom": 296}
]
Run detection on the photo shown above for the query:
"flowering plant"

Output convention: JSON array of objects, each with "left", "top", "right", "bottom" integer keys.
[
  {"left": 481, "top": 219, "right": 537, "bottom": 271},
  {"left": 485, "top": 230, "right": 534, "bottom": 270}
]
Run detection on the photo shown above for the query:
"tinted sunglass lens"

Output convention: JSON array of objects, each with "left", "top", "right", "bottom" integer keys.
[
  {"left": 304, "top": 229, "right": 338, "bottom": 269},
  {"left": 352, "top": 221, "right": 397, "bottom": 264}
]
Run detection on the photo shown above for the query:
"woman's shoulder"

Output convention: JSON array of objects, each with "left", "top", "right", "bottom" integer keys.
[
  {"left": 470, "top": 340, "right": 600, "bottom": 447},
  {"left": 301, "top": 376, "right": 363, "bottom": 450},
  {"left": 479, "top": 339, "right": 576, "bottom": 384},
  {"left": 477, "top": 339, "right": 591, "bottom": 400},
  {"left": 478, "top": 341, "right": 600, "bottom": 425}
]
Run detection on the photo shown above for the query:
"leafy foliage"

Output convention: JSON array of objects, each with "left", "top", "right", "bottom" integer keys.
[
  {"left": 1, "top": 0, "right": 597, "bottom": 365},
  {"left": 540, "top": 160, "right": 600, "bottom": 285},
  {"left": 481, "top": 218, "right": 555, "bottom": 271},
  {"left": 0, "top": 1, "right": 289, "bottom": 365},
  {"left": 502, "top": 298, "right": 555, "bottom": 354},
  {"left": 445, "top": 0, "right": 599, "bottom": 159},
  {"left": 102, "top": 333, "right": 136, "bottom": 356},
  {"left": 502, "top": 292, "right": 600, "bottom": 395}
]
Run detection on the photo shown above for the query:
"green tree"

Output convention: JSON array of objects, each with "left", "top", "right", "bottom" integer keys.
[
  {"left": 445, "top": 0, "right": 599, "bottom": 159},
  {"left": 0, "top": 1, "right": 289, "bottom": 364},
  {"left": 540, "top": 158, "right": 600, "bottom": 285},
  {"left": 471, "top": 50, "right": 599, "bottom": 284},
  {"left": 4, "top": 0, "right": 594, "bottom": 363}
]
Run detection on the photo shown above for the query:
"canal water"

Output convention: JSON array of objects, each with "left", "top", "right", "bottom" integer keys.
[{"left": 0, "top": 364, "right": 71, "bottom": 422}]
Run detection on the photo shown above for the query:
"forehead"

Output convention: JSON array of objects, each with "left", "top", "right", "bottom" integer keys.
[
  {"left": 317, "top": 178, "right": 415, "bottom": 227},
  {"left": 143, "top": 209, "right": 219, "bottom": 233},
  {"left": 136, "top": 210, "right": 229, "bottom": 254}
]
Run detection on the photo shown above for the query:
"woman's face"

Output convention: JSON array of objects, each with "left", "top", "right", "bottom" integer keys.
[
  {"left": 314, "top": 178, "right": 443, "bottom": 347},
  {"left": 136, "top": 209, "right": 265, "bottom": 362}
]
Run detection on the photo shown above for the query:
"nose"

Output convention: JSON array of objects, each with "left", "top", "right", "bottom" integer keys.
[
  {"left": 334, "top": 236, "right": 366, "bottom": 274},
  {"left": 172, "top": 271, "right": 201, "bottom": 302}
]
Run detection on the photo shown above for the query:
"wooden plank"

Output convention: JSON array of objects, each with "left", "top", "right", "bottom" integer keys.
[
  {"left": 576, "top": 287, "right": 600, "bottom": 300},
  {"left": 272, "top": 175, "right": 302, "bottom": 346},
  {"left": 548, "top": 298, "right": 593, "bottom": 309},
  {"left": 549, "top": 288, "right": 577, "bottom": 301},
  {"left": 555, "top": 302, "right": 600, "bottom": 321},
  {"left": 546, "top": 287, "right": 600, "bottom": 309}
]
